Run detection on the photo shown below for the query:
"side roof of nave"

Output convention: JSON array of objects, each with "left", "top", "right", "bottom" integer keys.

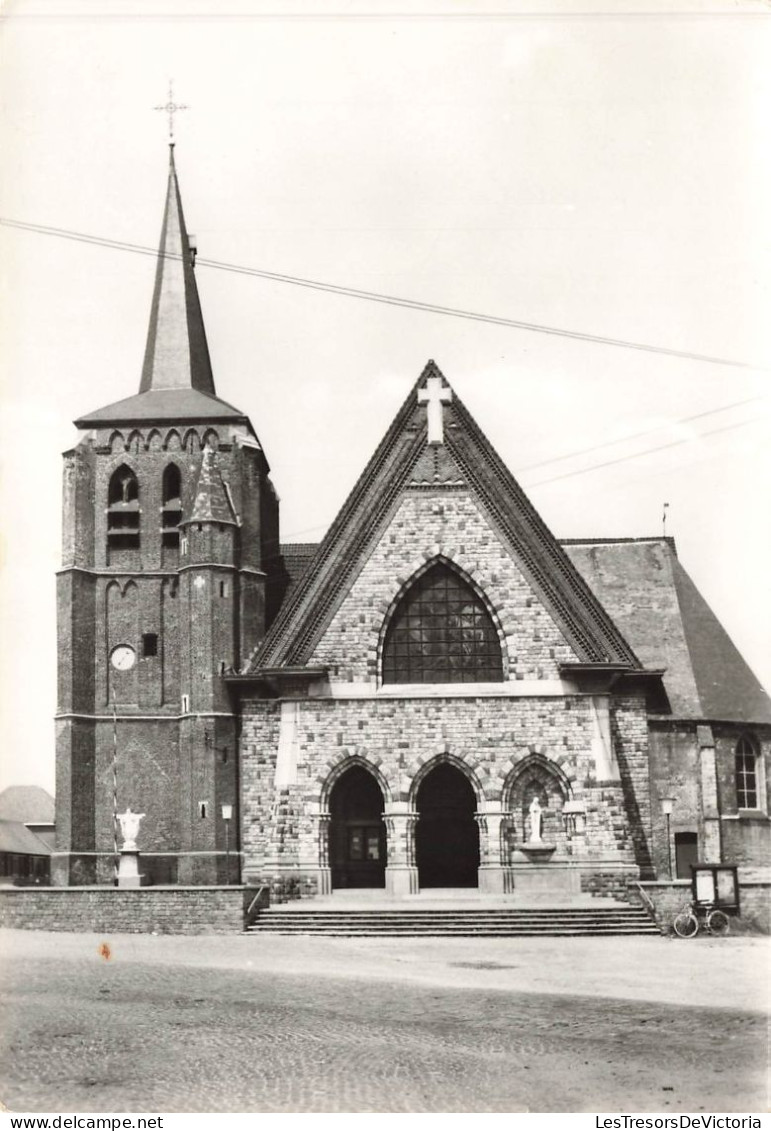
[{"left": 564, "top": 538, "right": 771, "bottom": 725}]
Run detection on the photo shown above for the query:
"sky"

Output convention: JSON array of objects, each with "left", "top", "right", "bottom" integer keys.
[{"left": 1, "top": 0, "right": 769, "bottom": 793}]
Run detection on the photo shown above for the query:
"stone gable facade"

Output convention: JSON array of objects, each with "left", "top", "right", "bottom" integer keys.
[{"left": 307, "top": 490, "right": 579, "bottom": 684}]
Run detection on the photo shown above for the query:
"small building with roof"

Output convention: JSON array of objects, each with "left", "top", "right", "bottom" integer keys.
[{"left": 0, "top": 787, "right": 54, "bottom": 885}]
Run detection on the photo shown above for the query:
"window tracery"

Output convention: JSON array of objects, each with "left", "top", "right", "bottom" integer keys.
[{"left": 382, "top": 562, "right": 503, "bottom": 684}]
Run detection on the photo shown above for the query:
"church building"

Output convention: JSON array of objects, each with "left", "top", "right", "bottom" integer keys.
[{"left": 53, "top": 150, "right": 771, "bottom": 901}]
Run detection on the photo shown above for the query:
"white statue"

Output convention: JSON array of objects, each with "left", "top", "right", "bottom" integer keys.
[
  {"left": 528, "top": 796, "right": 543, "bottom": 843},
  {"left": 117, "top": 808, "right": 145, "bottom": 852}
]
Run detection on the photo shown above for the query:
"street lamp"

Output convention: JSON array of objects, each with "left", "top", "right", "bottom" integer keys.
[
  {"left": 221, "top": 803, "right": 233, "bottom": 884},
  {"left": 661, "top": 797, "right": 675, "bottom": 880}
]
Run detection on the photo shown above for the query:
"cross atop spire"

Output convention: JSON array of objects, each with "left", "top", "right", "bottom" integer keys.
[{"left": 154, "top": 80, "right": 188, "bottom": 144}]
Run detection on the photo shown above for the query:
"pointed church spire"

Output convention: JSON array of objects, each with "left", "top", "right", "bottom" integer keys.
[{"left": 139, "top": 146, "right": 216, "bottom": 397}]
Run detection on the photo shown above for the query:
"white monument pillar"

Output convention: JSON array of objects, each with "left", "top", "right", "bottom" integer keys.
[{"left": 117, "top": 808, "right": 145, "bottom": 889}]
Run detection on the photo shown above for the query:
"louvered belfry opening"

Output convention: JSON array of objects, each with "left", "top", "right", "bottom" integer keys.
[{"left": 382, "top": 562, "right": 503, "bottom": 684}]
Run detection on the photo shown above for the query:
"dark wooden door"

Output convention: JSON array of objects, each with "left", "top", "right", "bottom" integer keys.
[{"left": 329, "top": 766, "right": 386, "bottom": 888}]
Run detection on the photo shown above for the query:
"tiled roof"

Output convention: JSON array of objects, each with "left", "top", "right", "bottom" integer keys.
[
  {"left": 563, "top": 538, "right": 771, "bottom": 724},
  {"left": 280, "top": 543, "right": 319, "bottom": 597},
  {"left": 0, "top": 785, "right": 54, "bottom": 824},
  {"left": 75, "top": 387, "right": 249, "bottom": 427},
  {"left": 0, "top": 819, "right": 52, "bottom": 857},
  {"left": 185, "top": 445, "right": 238, "bottom": 525}
]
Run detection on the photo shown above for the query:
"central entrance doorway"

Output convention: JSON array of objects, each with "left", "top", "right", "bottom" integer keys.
[
  {"left": 416, "top": 763, "right": 479, "bottom": 887},
  {"left": 329, "top": 765, "right": 386, "bottom": 889}
]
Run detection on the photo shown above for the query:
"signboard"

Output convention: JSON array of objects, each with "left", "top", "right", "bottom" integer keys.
[
  {"left": 694, "top": 869, "right": 714, "bottom": 904},
  {"left": 691, "top": 864, "right": 740, "bottom": 913}
]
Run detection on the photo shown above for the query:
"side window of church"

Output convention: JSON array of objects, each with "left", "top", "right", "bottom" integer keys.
[
  {"left": 382, "top": 562, "right": 503, "bottom": 684},
  {"left": 107, "top": 465, "right": 140, "bottom": 550},
  {"left": 735, "top": 736, "right": 759, "bottom": 809}
]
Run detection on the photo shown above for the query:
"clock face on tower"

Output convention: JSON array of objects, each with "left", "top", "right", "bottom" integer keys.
[{"left": 110, "top": 645, "right": 136, "bottom": 671}]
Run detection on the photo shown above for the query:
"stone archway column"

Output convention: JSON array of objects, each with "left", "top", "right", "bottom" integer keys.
[
  {"left": 312, "top": 810, "right": 332, "bottom": 896},
  {"left": 476, "top": 803, "right": 514, "bottom": 894},
  {"left": 384, "top": 801, "right": 420, "bottom": 897}
]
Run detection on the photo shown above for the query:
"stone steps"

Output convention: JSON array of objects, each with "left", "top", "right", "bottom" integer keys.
[{"left": 248, "top": 906, "right": 660, "bottom": 937}]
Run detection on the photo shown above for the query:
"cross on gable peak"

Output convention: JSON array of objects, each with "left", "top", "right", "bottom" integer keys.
[{"left": 417, "top": 366, "right": 453, "bottom": 445}]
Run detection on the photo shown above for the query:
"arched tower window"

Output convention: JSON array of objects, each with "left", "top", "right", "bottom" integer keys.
[
  {"left": 736, "top": 735, "right": 759, "bottom": 809},
  {"left": 162, "top": 463, "right": 181, "bottom": 505},
  {"left": 161, "top": 464, "right": 182, "bottom": 542},
  {"left": 382, "top": 561, "right": 503, "bottom": 684},
  {"left": 107, "top": 465, "right": 140, "bottom": 552},
  {"left": 160, "top": 463, "right": 182, "bottom": 566}
]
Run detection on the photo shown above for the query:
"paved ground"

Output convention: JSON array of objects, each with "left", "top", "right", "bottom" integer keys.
[{"left": 0, "top": 929, "right": 768, "bottom": 1113}]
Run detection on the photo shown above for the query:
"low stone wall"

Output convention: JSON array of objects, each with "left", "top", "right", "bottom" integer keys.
[
  {"left": 0, "top": 886, "right": 260, "bottom": 935},
  {"left": 633, "top": 877, "right": 771, "bottom": 934},
  {"left": 581, "top": 871, "right": 636, "bottom": 903}
]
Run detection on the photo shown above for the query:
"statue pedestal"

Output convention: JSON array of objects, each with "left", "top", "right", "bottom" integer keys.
[
  {"left": 520, "top": 842, "right": 556, "bottom": 860},
  {"left": 117, "top": 849, "right": 143, "bottom": 889}
]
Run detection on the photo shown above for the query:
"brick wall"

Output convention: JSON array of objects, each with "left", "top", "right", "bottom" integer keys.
[
  {"left": 647, "top": 722, "right": 771, "bottom": 873},
  {"left": 0, "top": 886, "right": 257, "bottom": 935},
  {"left": 634, "top": 878, "right": 771, "bottom": 934},
  {"left": 714, "top": 726, "right": 771, "bottom": 866},
  {"left": 55, "top": 421, "right": 276, "bottom": 887}
]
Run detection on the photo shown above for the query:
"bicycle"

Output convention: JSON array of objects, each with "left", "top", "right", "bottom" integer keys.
[{"left": 672, "top": 899, "right": 730, "bottom": 938}]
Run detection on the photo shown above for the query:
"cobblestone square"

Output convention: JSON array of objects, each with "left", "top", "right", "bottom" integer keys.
[{"left": 0, "top": 929, "right": 767, "bottom": 1113}]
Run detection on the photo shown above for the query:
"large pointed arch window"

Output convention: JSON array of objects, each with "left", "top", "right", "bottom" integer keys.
[{"left": 382, "top": 562, "right": 503, "bottom": 684}]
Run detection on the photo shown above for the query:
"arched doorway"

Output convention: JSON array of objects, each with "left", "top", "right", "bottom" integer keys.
[
  {"left": 416, "top": 763, "right": 479, "bottom": 888},
  {"left": 329, "top": 765, "right": 387, "bottom": 889}
]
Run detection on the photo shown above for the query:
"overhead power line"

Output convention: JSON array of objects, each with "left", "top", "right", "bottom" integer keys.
[
  {"left": 280, "top": 411, "right": 767, "bottom": 540},
  {"left": 516, "top": 395, "right": 764, "bottom": 474},
  {"left": 2, "top": 216, "right": 769, "bottom": 373},
  {"left": 528, "top": 414, "right": 767, "bottom": 488}
]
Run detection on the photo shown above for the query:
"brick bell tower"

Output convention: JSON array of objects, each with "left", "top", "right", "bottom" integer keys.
[{"left": 54, "top": 146, "right": 281, "bottom": 886}]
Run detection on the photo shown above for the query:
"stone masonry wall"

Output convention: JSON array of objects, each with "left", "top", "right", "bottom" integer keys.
[
  {"left": 308, "top": 491, "right": 579, "bottom": 683},
  {"left": 611, "top": 697, "right": 654, "bottom": 876},
  {"left": 240, "top": 694, "right": 647, "bottom": 879},
  {"left": 635, "top": 878, "right": 771, "bottom": 934},
  {"left": 0, "top": 887, "right": 257, "bottom": 935}
]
